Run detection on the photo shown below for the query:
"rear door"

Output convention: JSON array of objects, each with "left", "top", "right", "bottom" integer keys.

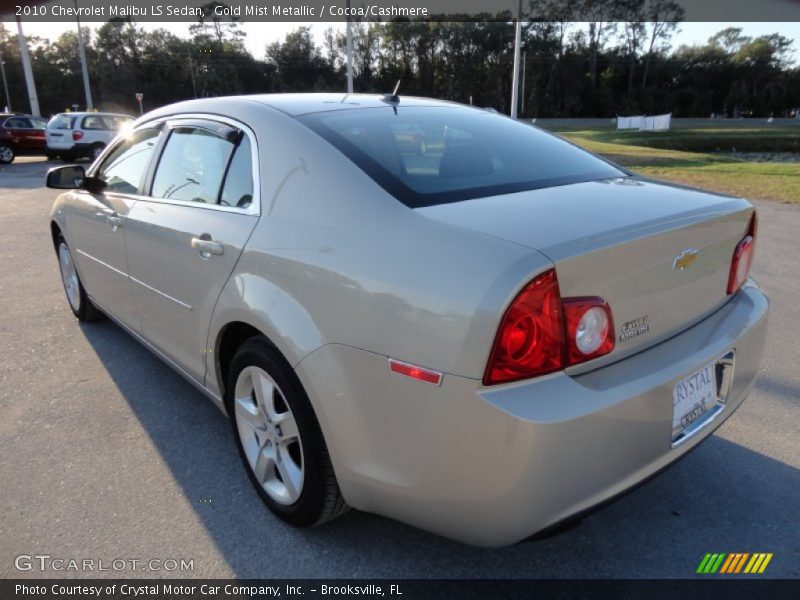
[{"left": 123, "top": 117, "right": 259, "bottom": 383}]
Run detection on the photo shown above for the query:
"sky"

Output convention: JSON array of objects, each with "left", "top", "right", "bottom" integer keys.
[{"left": 4, "top": 20, "right": 799, "bottom": 62}]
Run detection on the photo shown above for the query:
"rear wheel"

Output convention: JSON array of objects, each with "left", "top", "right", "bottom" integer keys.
[
  {"left": 90, "top": 144, "right": 105, "bottom": 161},
  {"left": 0, "top": 144, "right": 15, "bottom": 164},
  {"left": 56, "top": 236, "right": 103, "bottom": 322},
  {"left": 227, "top": 337, "right": 347, "bottom": 527}
]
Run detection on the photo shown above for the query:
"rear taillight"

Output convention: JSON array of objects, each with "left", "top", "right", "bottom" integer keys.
[
  {"left": 72, "top": 131, "right": 84, "bottom": 141},
  {"left": 727, "top": 212, "right": 757, "bottom": 295},
  {"left": 483, "top": 269, "right": 615, "bottom": 385},
  {"left": 563, "top": 298, "right": 615, "bottom": 366}
]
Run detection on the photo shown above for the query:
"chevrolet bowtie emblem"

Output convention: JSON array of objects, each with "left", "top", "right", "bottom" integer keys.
[{"left": 673, "top": 248, "right": 699, "bottom": 271}]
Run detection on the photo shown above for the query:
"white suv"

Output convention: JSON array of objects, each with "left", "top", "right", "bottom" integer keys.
[{"left": 46, "top": 112, "right": 133, "bottom": 162}]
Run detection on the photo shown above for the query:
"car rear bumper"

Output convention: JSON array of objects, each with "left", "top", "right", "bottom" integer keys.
[{"left": 296, "top": 281, "right": 769, "bottom": 546}]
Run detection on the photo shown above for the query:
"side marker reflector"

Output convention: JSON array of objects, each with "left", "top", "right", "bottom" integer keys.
[{"left": 389, "top": 359, "right": 443, "bottom": 386}]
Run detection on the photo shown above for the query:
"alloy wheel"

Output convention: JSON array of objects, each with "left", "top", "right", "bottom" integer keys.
[
  {"left": 58, "top": 242, "right": 80, "bottom": 312},
  {"left": 234, "top": 365, "right": 304, "bottom": 505}
]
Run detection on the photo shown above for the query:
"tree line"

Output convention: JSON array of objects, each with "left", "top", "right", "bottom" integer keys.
[{"left": 1, "top": 1, "right": 798, "bottom": 119}]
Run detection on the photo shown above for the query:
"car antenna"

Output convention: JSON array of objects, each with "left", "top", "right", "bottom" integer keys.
[{"left": 383, "top": 80, "right": 401, "bottom": 104}]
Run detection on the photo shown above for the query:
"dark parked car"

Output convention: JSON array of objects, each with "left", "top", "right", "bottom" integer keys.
[{"left": 0, "top": 113, "right": 48, "bottom": 164}]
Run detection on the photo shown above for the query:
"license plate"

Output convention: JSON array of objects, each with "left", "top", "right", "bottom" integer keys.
[{"left": 672, "top": 363, "right": 717, "bottom": 442}]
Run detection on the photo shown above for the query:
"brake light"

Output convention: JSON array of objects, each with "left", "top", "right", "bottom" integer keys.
[
  {"left": 483, "top": 270, "right": 615, "bottom": 385},
  {"left": 72, "top": 131, "right": 84, "bottom": 141},
  {"left": 727, "top": 212, "right": 757, "bottom": 295}
]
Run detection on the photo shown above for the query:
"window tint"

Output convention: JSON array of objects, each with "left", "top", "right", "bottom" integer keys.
[
  {"left": 98, "top": 128, "right": 160, "bottom": 194},
  {"left": 82, "top": 115, "right": 107, "bottom": 130},
  {"left": 5, "top": 117, "right": 31, "bottom": 128},
  {"left": 30, "top": 118, "right": 47, "bottom": 129},
  {"left": 49, "top": 115, "right": 74, "bottom": 130},
  {"left": 152, "top": 127, "right": 236, "bottom": 204},
  {"left": 220, "top": 136, "right": 254, "bottom": 209},
  {"left": 300, "top": 107, "right": 625, "bottom": 207}
]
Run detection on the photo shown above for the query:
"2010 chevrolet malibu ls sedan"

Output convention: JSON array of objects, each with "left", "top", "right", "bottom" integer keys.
[{"left": 46, "top": 94, "right": 768, "bottom": 546}]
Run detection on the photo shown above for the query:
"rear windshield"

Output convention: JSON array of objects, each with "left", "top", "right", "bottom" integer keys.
[
  {"left": 299, "top": 106, "right": 624, "bottom": 207},
  {"left": 49, "top": 115, "right": 75, "bottom": 130}
]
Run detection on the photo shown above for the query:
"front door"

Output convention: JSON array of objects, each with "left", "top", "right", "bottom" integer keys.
[
  {"left": 68, "top": 127, "right": 162, "bottom": 330},
  {"left": 123, "top": 119, "right": 258, "bottom": 383}
]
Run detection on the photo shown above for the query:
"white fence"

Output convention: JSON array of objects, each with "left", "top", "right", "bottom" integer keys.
[{"left": 617, "top": 113, "right": 671, "bottom": 131}]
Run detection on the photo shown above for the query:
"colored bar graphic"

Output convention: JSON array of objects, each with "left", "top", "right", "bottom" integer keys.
[
  {"left": 719, "top": 554, "right": 735, "bottom": 574},
  {"left": 744, "top": 554, "right": 760, "bottom": 574},
  {"left": 700, "top": 552, "right": 774, "bottom": 575},
  {"left": 696, "top": 554, "right": 712, "bottom": 574},
  {"left": 735, "top": 553, "right": 749, "bottom": 573},
  {"left": 759, "top": 553, "right": 773, "bottom": 573}
]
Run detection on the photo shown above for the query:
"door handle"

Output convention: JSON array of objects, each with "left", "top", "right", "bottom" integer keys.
[
  {"left": 106, "top": 215, "right": 123, "bottom": 230},
  {"left": 191, "top": 237, "right": 224, "bottom": 257}
]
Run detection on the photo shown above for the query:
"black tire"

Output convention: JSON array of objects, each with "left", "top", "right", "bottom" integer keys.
[
  {"left": 0, "top": 143, "right": 15, "bottom": 164},
  {"left": 56, "top": 235, "right": 104, "bottom": 322},
  {"left": 226, "top": 336, "right": 348, "bottom": 527},
  {"left": 90, "top": 144, "right": 105, "bottom": 161}
]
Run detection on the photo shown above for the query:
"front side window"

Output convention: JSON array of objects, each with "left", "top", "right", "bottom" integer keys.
[
  {"left": 97, "top": 128, "right": 161, "bottom": 194},
  {"left": 300, "top": 106, "right": 625, "bottom": 207},
  {"left": 151, "top": 127, "right": 237, "bottom": 205}
]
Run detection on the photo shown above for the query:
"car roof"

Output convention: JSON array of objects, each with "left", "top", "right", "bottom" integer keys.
[
  {"left": 52, "top": 112, "right": 133, "bottom": 118},
  {"left": 242, "top": 93, "right": 464, "bottom": 117}
]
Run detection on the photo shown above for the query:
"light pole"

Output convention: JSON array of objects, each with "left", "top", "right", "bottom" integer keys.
[
  {"left": 345, "top": 0, "right": 354, "bottom": 93},
  {"left": 15, "top": 15, "right": 40, "bottom": 116},
  {"left": 74, "top": 0, "right": 94, "bottom": 110},
  {"left": 0, "top": 25, "right": 11, "bottom": 112},
  {"left": 510, "top": 0, "right": 522, "bottom": 118},
  {"left": 0, "top": 55, "right": 10, "bottom": 113}
]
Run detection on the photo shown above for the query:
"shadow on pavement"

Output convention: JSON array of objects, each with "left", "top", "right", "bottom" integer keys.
[
  {"left": 79, "top": 319, "right": 799, "bottom": 578},
  {"left": 0, "top": 158, "right": 56, "bottom": 190}
]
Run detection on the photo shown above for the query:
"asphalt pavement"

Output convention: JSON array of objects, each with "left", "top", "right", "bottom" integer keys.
[{"left": 0, "top": 158, "right": 797, "bottom": 578}]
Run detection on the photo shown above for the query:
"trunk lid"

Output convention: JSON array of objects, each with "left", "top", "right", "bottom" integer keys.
[{"left": 417, "top": 177, "right": 754, "bottom": 369}]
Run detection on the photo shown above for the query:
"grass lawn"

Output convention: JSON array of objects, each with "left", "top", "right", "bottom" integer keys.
[{"left": 557, "top": 129, "right": 800, "bottom": 205}]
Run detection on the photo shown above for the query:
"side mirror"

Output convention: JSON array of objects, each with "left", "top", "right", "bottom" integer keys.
[
  {"left": 46, "top": 165, "right": 106, "bottom": 193},
  {"left": 46, "top": 165, "right": 85, "bottom": 190}
]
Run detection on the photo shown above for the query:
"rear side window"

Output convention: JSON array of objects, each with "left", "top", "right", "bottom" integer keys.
[
  {"left": 105, "top": 116, "right": 131, "bottom": 130},
  {"left": 98, "top": 128, "right": 161, "bottom": 194},
  {"left": 220, "top": 137, "right": 254, "bottom": 209},
  {"left": 151, "top": 126, "right": 238, "bottom": 205},
  {"left": 4, "top": 117, "right": 32, "bottom": 128},
  {"left": 300, "top": 107, "right": 624, "bottom": 207},
  {"left": 82, "top": 116, "right": 107, "bottom": 130},
  {"left": 49, "top": 115, "right": 74, "bottom": 130}
]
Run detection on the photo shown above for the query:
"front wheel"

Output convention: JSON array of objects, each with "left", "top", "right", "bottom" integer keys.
[
  {"left": 227, "top": 337, "right": 347, "bottom": 527},
  {"left": 0, "top": 144, "right": 15, "bottom": 164},
  {"left": 56, "top": 236, "right": 103, "bottom": 322}
]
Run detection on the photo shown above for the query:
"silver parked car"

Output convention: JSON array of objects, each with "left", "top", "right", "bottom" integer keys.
[{"left": 47, "top": 94, "right": 768, "bottom": 546}]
